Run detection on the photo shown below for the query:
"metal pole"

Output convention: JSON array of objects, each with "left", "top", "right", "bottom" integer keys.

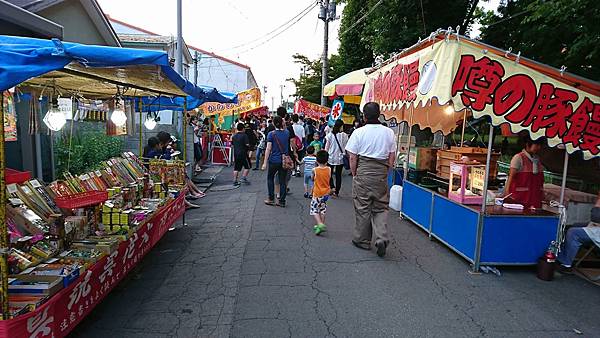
[
  {"left": 472, "top": 123, "right": 495, "bottom": 273},
  {"left": 182, "top": 98, "right": 187, "bottom": 227},
  {"left": 403, "top": 106, "right": 415, "bottom": 183},
  {"left": 320, "top": 0, "right": 330, "bottom": 106},
  {"left": 460, "top": 109, "right": 467, "bottom": 147},
  {"left": 138, "top": 99, "right": 143, "bottom": 157},
  {"left": 559, "top": 149, "right": 569, "bottom": 206},
  {"left": 194, "top": 51, "right": 199, "bottom": 86},
  {"left": 0, "top": 92, "right": 9, "bottom": 318},
  {"left": 175, "top": 0, "right": 183, "bottom": 75}
]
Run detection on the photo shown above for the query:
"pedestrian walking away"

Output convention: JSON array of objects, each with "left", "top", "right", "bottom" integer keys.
[
  {"left": 262, "top": 116, "right": 291, "bottom": 207},
  {"left": 302, "top": 146, "right": 317, "bottom": 198},
  {"left": 311, "top": 150, "right": 332, "bottom": 235},
  {"left": 345, "top": 102, "right": 396, "bottom": 257},
  {"left": 325, "top": 119, "right": 348, "bottom": 197},
  {"left": 232, "top": 122, "right": 251, "bottom": 186}
]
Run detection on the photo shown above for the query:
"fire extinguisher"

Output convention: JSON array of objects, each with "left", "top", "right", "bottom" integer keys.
[{"left": 537, "top": 241, "right": 557, "bottom": 281}]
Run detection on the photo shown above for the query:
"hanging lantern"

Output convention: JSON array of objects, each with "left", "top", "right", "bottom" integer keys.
[
  {"left": 111, "top": 98, "right": 127, "bottom": 126},
  {"left": 43, "top": 97, "right": 66, "bottom": 131}
]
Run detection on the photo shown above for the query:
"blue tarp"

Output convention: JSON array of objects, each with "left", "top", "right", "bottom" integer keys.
[
  {"left": 0, "top": 35, "right": 234, "bottom": 105},
  {"left": 132, "top": 90, "right": 237, "bottom": 112}
]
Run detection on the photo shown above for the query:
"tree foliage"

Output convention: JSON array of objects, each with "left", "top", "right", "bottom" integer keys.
[
  {"left": 288, "top": 53, "right": 345, "bottom": 104},
  {"left": 338, "top": 0, "right": 477, "bottom": 73},
  {"left": 477, "top": 0, "right": 600, "bottom": 81}
]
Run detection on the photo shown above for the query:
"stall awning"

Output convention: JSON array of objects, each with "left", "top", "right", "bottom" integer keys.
[
  {"left": 361, "top": 33, "right": 600, "bottom": 159},
  {"left": 324, "top": 68, "right": 368, "bottom": 97},
  {"left": 0, "top": 35, "right": 234, "bottom": 104}
]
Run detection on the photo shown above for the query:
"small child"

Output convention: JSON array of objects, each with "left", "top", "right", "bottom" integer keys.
[
  {"left": 302, "top": 146, "right": 317, "bottom": 198},
  {"left": 309, "top": 133, "right": 324, "bottom": 152},
  {"left": 311, "top": 150, "right": 331, "bottom": 235}
]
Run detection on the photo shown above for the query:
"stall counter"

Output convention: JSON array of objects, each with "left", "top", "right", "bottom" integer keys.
[{"left": 401, "top": 180, "right": 559, "bottom": 265}]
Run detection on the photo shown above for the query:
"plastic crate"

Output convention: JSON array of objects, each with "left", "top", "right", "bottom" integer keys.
[
  {"left": 54, "top": 190, "right": 108, "bottom": 209},
  {"left": 6, "top": 168, "right": 31, "bottom": 184}
]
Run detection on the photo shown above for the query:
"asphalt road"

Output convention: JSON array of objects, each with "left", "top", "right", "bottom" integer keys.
[{"left": 71, "top": 167, "right": 600, "bottom": 338}]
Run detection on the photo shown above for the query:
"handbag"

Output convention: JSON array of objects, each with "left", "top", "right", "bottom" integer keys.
[
  {"left": 333, "top": 133, "right": 350, "bottom": 170},
  {"left": 273, "top": 131, "right": 294, "bottom": 170}
]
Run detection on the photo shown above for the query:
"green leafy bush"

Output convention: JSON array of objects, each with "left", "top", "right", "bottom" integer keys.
[{"left": 54, "top": 125, "right": 124, "bottom": 177}]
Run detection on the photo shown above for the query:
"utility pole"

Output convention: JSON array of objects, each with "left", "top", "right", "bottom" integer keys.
[
  {"left": 319, "top": 0, "right": 336, "bottom": 106},
  {"left": 176, "top": 0, "right": 183, "bottom": 75},
  {"left": 280, "top": 85, "right": 285, "bottom": 106}
]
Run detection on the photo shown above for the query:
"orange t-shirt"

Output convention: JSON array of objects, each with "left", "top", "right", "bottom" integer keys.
[{"left": 312, "top": 166, "right": 331, "bottom": 198}]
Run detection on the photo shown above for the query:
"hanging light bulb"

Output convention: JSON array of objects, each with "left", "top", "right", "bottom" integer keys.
[
  {"left": 110, "top": 97, "right": 127, "bottom": 126},
  {"left": 144, "top": 113, "right": 157, "bottom": 130},
  {"left": 43, "top": 96, "right": 67, "bottom": 131}
]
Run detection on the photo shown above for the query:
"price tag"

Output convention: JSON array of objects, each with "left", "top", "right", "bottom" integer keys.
[
  {"left": 29, "top": 179, "right": 42, "bottom": 188},
  {"left": 6, "top": 184, "right": 18, "bottom": 194}
]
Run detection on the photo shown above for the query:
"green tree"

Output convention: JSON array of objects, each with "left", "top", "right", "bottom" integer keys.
[
  {"left": 338, "top": 0, "right": 477, "bottom": 72},
  {"left": 477, "top": 0, "right": 600, "bottom": 80},
  {"left": 288, "top": 53, "right": 345, "bottom": 104}
]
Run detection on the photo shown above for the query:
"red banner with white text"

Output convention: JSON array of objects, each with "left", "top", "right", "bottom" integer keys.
[
  {"left": 293, "top": 99, "right": 330, "bottom": 119},
  {"left": 0, "top": 192, "right": 186, "bottom": 338}
]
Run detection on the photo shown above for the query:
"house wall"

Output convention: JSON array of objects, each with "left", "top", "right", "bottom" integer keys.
[{"left": 37, "top": 1, "right": 106, "bottom": 45}]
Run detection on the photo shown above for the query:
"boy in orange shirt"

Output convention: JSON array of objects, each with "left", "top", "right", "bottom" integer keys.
[{"left": 311, "top": 150, "right": 332, "bottom": 235}]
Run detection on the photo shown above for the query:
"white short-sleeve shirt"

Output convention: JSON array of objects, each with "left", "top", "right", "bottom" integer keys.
[
  {"left": 345, "top": 124, "right": 396, "bottom": 160},
  {"left": 325, "top": 132, "right": 349, "bottom": 165}
]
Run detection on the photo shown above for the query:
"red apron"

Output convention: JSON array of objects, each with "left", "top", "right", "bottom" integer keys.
[{"left": 509, "top": 152, "right": 544, "bottom": 208}]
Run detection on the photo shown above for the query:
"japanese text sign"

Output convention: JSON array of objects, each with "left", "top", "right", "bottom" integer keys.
[{"left": 293, "top": 99, "right": 330, "bottom": 119}]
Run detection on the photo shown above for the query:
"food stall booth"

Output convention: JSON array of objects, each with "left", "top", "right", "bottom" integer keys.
[
  {"left": 0, "top": 35, "right": 233, "bottom": 335},
  {"left": 361, "top": 30, "right": 600, "bottom": 271}
]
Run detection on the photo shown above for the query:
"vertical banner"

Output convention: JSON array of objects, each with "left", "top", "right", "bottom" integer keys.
[
  {"left": 3, "top": 91, "right": 17, "bottom": 142},
  {"left": 328, "top": 100, "right": 344, "bottom": 126}
]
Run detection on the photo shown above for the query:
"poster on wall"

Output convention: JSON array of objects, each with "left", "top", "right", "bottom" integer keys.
[{"left": 3, "top": 90, "right": 17, "bottom": 141}]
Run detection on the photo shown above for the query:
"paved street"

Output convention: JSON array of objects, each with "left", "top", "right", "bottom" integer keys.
[{"left": 71, "top": 167, "right": 600, "bottom": 338}]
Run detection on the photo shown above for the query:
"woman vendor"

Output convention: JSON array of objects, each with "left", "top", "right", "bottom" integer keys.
[{"left": 503, "top": 136, "right": 545, "bottom": 208}]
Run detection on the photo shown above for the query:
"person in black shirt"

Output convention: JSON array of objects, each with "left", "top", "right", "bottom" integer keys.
[
  {"left": 232, "top": 123, "right": 251, "bottom": 186},
  {"left": 244, "top": 116, "right": 258, "bottom": 165}
]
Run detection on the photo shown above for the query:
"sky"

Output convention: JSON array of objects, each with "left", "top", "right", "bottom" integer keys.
[{"left": 97, "top": 0, "right": 341, "bottom": 110}]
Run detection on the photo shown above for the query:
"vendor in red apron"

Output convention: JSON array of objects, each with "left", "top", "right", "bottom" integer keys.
[{"left": 504, "top": 136, "right": 545, "bottom": 208}]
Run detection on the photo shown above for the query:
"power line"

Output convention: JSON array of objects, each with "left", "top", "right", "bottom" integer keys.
[
  {"left": 235, "top": 2, "right": 319, "bottom": 55},
  {"left": 338, "top": 0, "right": 385, "bottom": 37},
  {"left": 220, "top": 0, "right": 318, "bottom": 52}
]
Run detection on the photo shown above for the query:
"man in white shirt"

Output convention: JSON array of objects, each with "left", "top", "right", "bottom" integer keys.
[{"left": 345, "top": 102, "right": 396, "bottom": 257}]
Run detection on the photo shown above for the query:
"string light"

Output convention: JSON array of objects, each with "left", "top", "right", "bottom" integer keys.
[
  {"left": 110, "top": 97, "right": 127, "bottom": 127},
  {"left": 43, "top": 95, "right": 67, "bottom": 131}
]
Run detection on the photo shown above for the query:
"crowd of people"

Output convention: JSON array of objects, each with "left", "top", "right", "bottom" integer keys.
[
  {"left": 141, "top": 102, "right": 397, "bottom": 258},
  {"left": 228, "top": 103, "right": 396, "bottom": 257}
]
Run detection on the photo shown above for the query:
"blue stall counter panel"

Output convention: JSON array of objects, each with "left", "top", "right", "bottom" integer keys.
[
  {"left": 480, "top": 215, "right": 558, "bottom": 265},
  {"left": 401, "top": 181, "right": 433, "bottom": 232},
  {"left": 431, "top": 195, "right": 479, "bottom": 262}
]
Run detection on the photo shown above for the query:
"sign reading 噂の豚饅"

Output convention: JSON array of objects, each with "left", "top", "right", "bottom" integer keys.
[{"left": 361, "top": 38, "right": 600, "bottom": 159}]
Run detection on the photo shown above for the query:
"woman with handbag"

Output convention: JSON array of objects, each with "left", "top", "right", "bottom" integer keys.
[
  {"left": 325, "top": 119, "right": 349, "bottom": 197},
  {"left": 262, "top": 116, "right": 292, "bottom": 207}
]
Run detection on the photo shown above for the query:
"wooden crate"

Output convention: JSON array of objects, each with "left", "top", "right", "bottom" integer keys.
[{"left": 436, "top": 147, "right": 500, "bottom": 179}]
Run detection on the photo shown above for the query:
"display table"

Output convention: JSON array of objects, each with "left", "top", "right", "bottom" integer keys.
[
  {"left": 0, "top": 193, "right": 186, "bottom": 337},
  {"left": 401, "top": 180, "right": 559, "bottom": 265}
]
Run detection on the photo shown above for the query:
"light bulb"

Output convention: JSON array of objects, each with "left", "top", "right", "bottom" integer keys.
[
  {"left": 144, "top": 117, "right": 157, "bottom": 130},
  {"left": 43, "top": 107, "right": 66, "bottom": 131},
  {"left": 444, "top": 105, "right": 454, "bottom": 115},
  {"left": 111, "top": 108, "right": 127, "bottom": 126}
]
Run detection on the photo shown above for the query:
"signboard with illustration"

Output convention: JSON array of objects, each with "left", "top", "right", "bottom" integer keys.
[
  {"left": 328, "top": 100, "right": 344, "bottom": 126},
  {"left": 362, "top": 37, "right": 600, "bottom": 158}
]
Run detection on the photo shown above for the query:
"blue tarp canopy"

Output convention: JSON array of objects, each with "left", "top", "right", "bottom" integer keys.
[
  {"left": 132, "top": 89, "right": 237, "bottom": 112},
  {"left": 0, "top": 35, "right": 234, "bottom": 105}
]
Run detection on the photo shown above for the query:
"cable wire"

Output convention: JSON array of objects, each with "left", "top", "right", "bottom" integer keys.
[
  {"left": 338, "top": 0, "right": 385, "bottom": 37},
  {"left": 220, "top": 0, "right": 318, "bottom": 52},
  {"left": 234, "top": 2, "right": 319, "bottom": 55}
]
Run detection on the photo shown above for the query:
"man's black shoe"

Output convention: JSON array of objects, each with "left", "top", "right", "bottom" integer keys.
[
  {"left": 375, "top": 240, "right": 386, "bottom": 257},
  {"left": 556, "top": 264, "right": 574, "bottom": 275},
  {"left": 352, "top": 240, "right": 370, "bottom": 250}
]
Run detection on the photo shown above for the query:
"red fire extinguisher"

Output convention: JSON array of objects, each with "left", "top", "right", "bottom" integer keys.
[{"left": 537, "top": 242, "right": 557, "bottom": 281}]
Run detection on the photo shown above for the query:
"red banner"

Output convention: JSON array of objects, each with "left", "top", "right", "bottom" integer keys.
[
  {"left": 0, "top": 192, "right": 186, "bottom": 338},
  {"left": 293, "top": 99, "right": 330, "bottom": 119}
]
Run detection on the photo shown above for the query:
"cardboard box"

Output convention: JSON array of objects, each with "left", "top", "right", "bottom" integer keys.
[
  {"left": 8, "top": 275, "right": 63, "bottom": 297},
  {"left": 409, "top": 147, "right": 437, "bottom": 171}
]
